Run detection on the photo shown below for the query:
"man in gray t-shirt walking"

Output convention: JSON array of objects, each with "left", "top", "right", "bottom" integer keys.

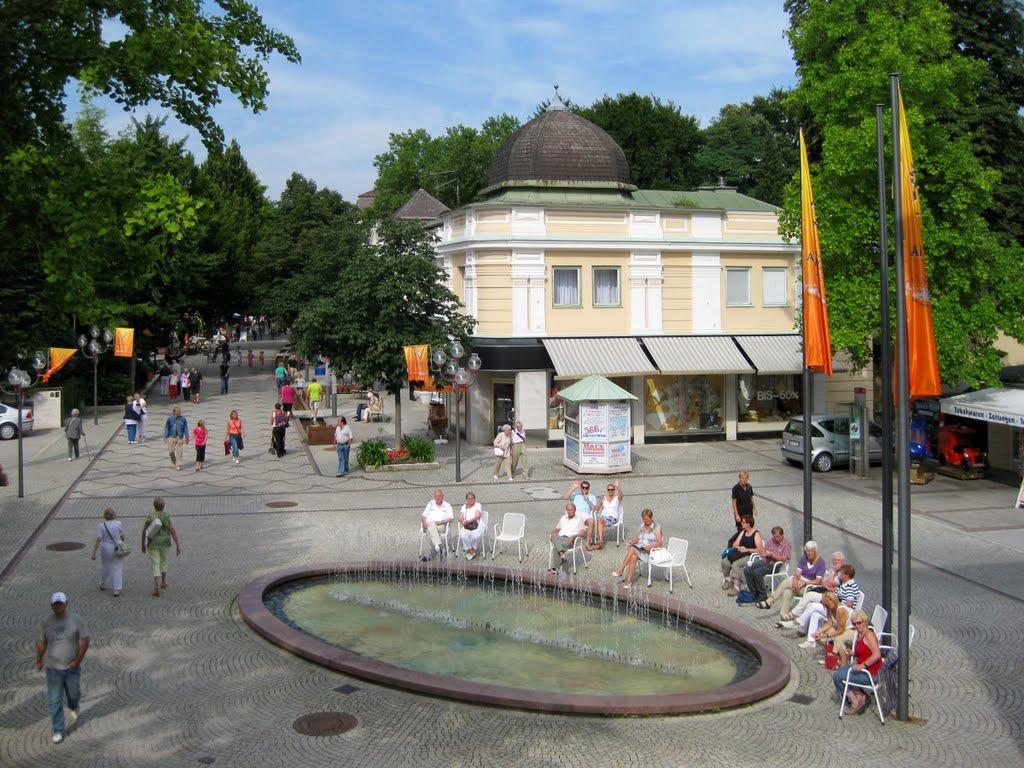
[{"left": 35, "top": 592, "right": 90, "bottom": 744}]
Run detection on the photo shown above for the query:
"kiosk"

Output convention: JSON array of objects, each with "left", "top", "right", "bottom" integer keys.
[{"left": 558, "top": 375, "right": 637, "bottom": 474}]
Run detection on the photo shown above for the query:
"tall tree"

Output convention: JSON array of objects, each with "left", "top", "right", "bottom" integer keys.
[
  {"left": 249, "top": 174, "right": 357, "bottom": 327},
  {"left": 696, "top": 89, "right": 802, "bottom": 205},
  {"left": 290, "top": 217, "right": 475, "bottom": 395},
  {"left": 783, "top": 0, "right": 1024, "bottom": 385},
  {"left": 0, "top": 0, "right": 299, "bottom": 153},
  {"left": 579, "top": 93, "right": 704, "bottom": 189},
  {"left": 370, "top": 115, "right": 520, "bottom": 215}
]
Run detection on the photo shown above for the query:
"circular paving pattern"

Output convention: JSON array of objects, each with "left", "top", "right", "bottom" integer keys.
[
  {"left": 292, "top": 711, "right": 358, "bottom": 736},
  {"left": 44, "top": 541, "right": 86, "bottom": 551}
]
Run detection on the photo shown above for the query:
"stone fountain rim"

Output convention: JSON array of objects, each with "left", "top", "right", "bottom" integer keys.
[{"left": 239, "top": 561, "right": 791, "bottom": 716}]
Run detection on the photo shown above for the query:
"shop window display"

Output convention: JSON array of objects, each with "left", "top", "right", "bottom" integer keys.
[
  {"left": 645, "top": 375, "right": 724, "bottom": 433},
  {"left": 737, "top": 374, "right": 802, "bottom": 422}
]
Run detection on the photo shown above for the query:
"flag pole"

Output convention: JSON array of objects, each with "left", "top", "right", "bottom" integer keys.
[
  {"left": 890, "top": 72, "right": 912, "bottom": 722},
  {"left": 876, "top": 103, "right": 894, "bottom": 631}
]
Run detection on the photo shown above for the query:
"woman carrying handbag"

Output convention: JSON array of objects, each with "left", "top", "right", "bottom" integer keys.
[{"left": 91, "top": 508, "right": 127, "bottom": 596}]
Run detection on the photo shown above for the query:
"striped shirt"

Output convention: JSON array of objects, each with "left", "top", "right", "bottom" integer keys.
[{"left": 837, "top": 578, "right": 861, "bottom": 606}]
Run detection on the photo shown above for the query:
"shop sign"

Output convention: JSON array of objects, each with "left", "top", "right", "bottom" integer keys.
[
  {"left": 582, "top": 442, "right": 607, "bottom": 465},
  {"left": 581, "top": 405, "right": 607, "bottom": 438},
  {"left": 757, "top": 389, "right": 799, "bottom": 401}
]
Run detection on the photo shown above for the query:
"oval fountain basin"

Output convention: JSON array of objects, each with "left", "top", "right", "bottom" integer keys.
[{"left": 240, "top": 563, "right": 791, "bottom": 716}]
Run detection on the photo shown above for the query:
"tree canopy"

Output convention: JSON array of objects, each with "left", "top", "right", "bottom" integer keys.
[
  {"left": 0, "top": 0, "right": 299, "bottom": 153},
  {"left": 783, "top": 0, "right": 1024, "bottom": 386}
]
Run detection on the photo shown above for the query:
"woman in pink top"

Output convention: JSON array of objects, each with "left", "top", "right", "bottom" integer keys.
[
  {"left": 193, "top": 419, "right": 208, "bottom": 471},
  {"left": 225, "top": 410, "right": 245, "bottom": 465}
]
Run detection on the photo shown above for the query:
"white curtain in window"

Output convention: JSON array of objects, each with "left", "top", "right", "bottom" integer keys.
[
  {"left": 593, "top": 269, "right": 619, "bottom": 305},
  {"left": 762, "top": 268, "right": 788, "bottom": 306},
  {"left": 553, "top": 269, "right": 579, "bottom": 306},
  {"left": 726, "top": 269, "right": 751, "bottom": 305}
]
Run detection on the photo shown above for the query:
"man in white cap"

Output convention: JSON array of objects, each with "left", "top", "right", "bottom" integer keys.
[{"left": 35, "top": 592, "right": 90, "bottom": 744}]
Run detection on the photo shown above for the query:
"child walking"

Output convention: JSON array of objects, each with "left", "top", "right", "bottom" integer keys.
[{"left": 193, "top": 419, "right": 208, "bottom": 471}]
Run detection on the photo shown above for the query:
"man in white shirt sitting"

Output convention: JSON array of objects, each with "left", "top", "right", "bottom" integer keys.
[
  {"left": 547, "top": 502, "right": 587, "bottom": 573},
  {"left": 420, "top": 489, "right": 454, "bottom": 561}
]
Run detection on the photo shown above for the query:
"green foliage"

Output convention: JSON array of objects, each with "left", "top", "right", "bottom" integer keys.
[
  {"left": 370, "top": 115, "right": 521, "bottom": 215},
  {"left": 401, "top": 434, "right": 436, "bottom": 464},
  {"left": 356, "top": 438, "right": 389, "bottom": 469},
  {"left": 0, "top": 0, "right": 300, "bottom": 154},
  {"left": 289, "top": 217, "right": 476, "bottom": 396},
  {"left": 695, "top": 89, "right": 802, "bottom": 206},
  {"left": 783, "top": 0, "right": 1024, "bottom": 386},
  {"left": 579, "top": 93, "right": 704, "bottom": 189}
]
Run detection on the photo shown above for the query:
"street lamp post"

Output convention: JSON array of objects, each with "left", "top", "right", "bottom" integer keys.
[
  {"left": 1, "top": 352, "right": 47, "bottom": 499},
  {"left": 432, "top": 341, "right": 481, "bottom": 483},
  {"left": 77, "top": 326, "right": 113, "bottom": 425}
]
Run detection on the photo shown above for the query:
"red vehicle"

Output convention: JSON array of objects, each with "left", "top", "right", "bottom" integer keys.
[{"left": 936, "top": 424, "right": 987, "bottom": 471}]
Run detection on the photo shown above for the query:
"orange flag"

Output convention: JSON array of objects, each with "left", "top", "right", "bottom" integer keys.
[
  {"left": 114, "top": 328, "right": 134, "bottom": 358},
  {"left": 403, "top": 345, "right": 430, "bottom": 382},
  {"left": 897, "top": 89, "right": 941, "bottom": 398},
  {"left": 799, "top": 130, "right": 833, "bottom": 376},
  {"left": 41, "top": 348, "right": 74, "bottom": 383}
]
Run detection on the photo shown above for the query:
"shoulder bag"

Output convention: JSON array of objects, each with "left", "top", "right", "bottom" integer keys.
[{"left": 104, "top": 521, "right": 131, "bottom": 557}]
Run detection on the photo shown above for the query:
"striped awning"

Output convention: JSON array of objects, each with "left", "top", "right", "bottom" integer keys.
[
  {"left": 542, "top": 337, "right": 657, "bottom": 378},
  {"left": 643, "top": 336, "right": 753, "bottom": 374},
  {"left": 732, "top": 335, "right": 803, "bottom": 374}
]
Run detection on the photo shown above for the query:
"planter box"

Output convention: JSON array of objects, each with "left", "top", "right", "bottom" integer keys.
[
  {"left": 363, "top": 462, "right": 440, "bottom": 473},
  {"left": 305, "top": 424, "right": 335, "bottom": 445}
]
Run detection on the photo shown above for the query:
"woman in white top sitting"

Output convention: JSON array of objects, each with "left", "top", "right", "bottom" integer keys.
[
  {"left": 592, "top": 479, "right": 623, "bottom": 549},
  {"left": 458, "top": 492, "right": 484, "bottom": 560}
]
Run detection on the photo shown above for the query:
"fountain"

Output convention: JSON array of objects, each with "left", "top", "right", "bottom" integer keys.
[{"left": 240, "top": 561, "right": 790, "bottom": 716}]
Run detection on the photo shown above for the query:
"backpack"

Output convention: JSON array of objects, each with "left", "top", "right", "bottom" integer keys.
[{"left": 735, "top": 589, "right": 758, "bottom": 604}]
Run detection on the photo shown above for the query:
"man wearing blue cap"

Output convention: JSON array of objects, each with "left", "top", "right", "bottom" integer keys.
[{"left": 35, "top": 592, "right": 90, "bottom": 744}]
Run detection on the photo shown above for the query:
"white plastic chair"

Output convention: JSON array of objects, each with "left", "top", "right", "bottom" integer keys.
[
  {"left": 491, "top": 512, "right": 528, "bottom": 562},
  {"left": 869, "top": 604, "right": 889, "bottom": 634},
  {"left": 747, "top": 553, "right": 790, "bottom": 593},
  {"left": 851, "top": 590, "right": 866, "bottom": 614},
  {"left": 602, "top": 513, "right": 625, "bottom": 547},
  {"left": 548, "top": 535, "right": 588, "bottom": 574},
  {"left": 454, "top": 510, "right": 488, "bottom": 560},
  {"left": 877, "top": 623, "right": 915, "bottom": 652},
  {"left": 418, "top": 521, "right": 453, "bottom": 559},
  {"left": 838, "top": 633, "right": 887, "bottom": 723},
  {"left": 646, "top": 537, "right": 693, "bottom": 592}
]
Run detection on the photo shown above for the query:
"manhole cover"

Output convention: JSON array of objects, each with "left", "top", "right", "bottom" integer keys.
[
  {"left": 788, "top": 694, "right": 815, "bottom": 706},
  {"left": 197, "top": 758, "right": 216, "bottom": 765},
  {"left": 45, "top": 542, "right": 86, "bottom": 552},
  {"left": 334, "top": 684, "right": 360, "bottom": 695},
  {"left": 266, "top": 501, "right": 298, "bottom": 508},
  {"left": 293, "top": 712, "right": 358, "bottom": 736}
]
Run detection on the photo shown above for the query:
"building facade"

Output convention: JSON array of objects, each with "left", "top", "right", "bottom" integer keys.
[{"left": 430, "top": 99, "right": 869, "bottom": 445}]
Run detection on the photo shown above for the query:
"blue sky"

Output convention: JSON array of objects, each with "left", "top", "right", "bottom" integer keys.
[{"left": 92, "top": 0, "right": 798, "bottom": 201}]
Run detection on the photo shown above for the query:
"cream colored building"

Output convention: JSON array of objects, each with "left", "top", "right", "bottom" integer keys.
[{"left": 432, "top": 100, "right": 866, "bottom": 445}]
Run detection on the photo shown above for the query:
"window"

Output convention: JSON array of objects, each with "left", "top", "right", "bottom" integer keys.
[
  {"left": 726, "top": 268, "right": 751, "bottom": 306},
  {"left": 593, "top": 267, "right": 620, "bottom": 306},
  {"left": 762, "top": 267, "right": 788, "bottom": 306},
  {"left": 553, "top": 267, "right": 580, "bottom": 307}
]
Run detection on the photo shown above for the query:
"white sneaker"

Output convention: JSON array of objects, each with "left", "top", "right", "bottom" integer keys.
[
  {"left": 52, "top": 733, "right": 63, "bottom": 744},
  {"left": 492, "top": 475, "right": 498, "bottom": 480},
  {"left": 66, "top": 709, "right": 79, "bottom": 727},
  {"left": 798, "top": 639, "right": 818, "bottom": 649},
  {"left": 778, "top": 620, "right": 797, "bottom": 629}
]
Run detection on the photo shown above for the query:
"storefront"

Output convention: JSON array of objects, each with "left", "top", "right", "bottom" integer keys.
[{"left": 940, "top": 387, "right": 1024, "bottom": 482}]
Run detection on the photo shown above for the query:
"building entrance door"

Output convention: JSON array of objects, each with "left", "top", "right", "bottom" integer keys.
[{"left": 492, "top": 381, "right": 515, "bottom": 437}]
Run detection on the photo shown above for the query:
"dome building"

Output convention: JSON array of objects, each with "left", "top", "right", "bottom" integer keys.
[{"left": 431, "top": 92, "right": 866, "bottom": 449}]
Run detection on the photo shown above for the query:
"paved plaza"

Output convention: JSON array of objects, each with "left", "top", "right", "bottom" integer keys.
[{"left": 1, "top": 340, "right": 1022, "bottom": 767}]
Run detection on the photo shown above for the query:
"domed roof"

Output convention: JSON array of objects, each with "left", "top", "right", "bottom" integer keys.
[{"left": 486, "top": 100, "right": 634, "bottom": 191}]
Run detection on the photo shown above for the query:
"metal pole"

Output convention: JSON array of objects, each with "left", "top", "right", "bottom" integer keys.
[
  {"left": 891, "top": 72, "right": 912, "bottom": 722},
  {"left": 876, "top": 103, "right": 895, "bottom": 629},
  {"left": 92, "top": 355, "right": 99, "bottom": 425},
  {"left": 454, "top": 388, "right": 462, "bottom": 482},
  {"left": 16, "top": 387, "right": 25, "bottom": 498},
  {"left": 802, "top": 367, "right": 813, "bottom": 544}
]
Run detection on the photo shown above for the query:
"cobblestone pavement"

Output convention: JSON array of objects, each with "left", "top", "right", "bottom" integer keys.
[{"left": 1, "top": 341, "right": 1022, "bottom": 767}]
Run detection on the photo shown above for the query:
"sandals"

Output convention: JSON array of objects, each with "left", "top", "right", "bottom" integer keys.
[
  {"left": 780, "top": 611, "right": 795, "bottom": 621},
  {"left": 755, "top": 600, "right": 772, "bottom": 609}
]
